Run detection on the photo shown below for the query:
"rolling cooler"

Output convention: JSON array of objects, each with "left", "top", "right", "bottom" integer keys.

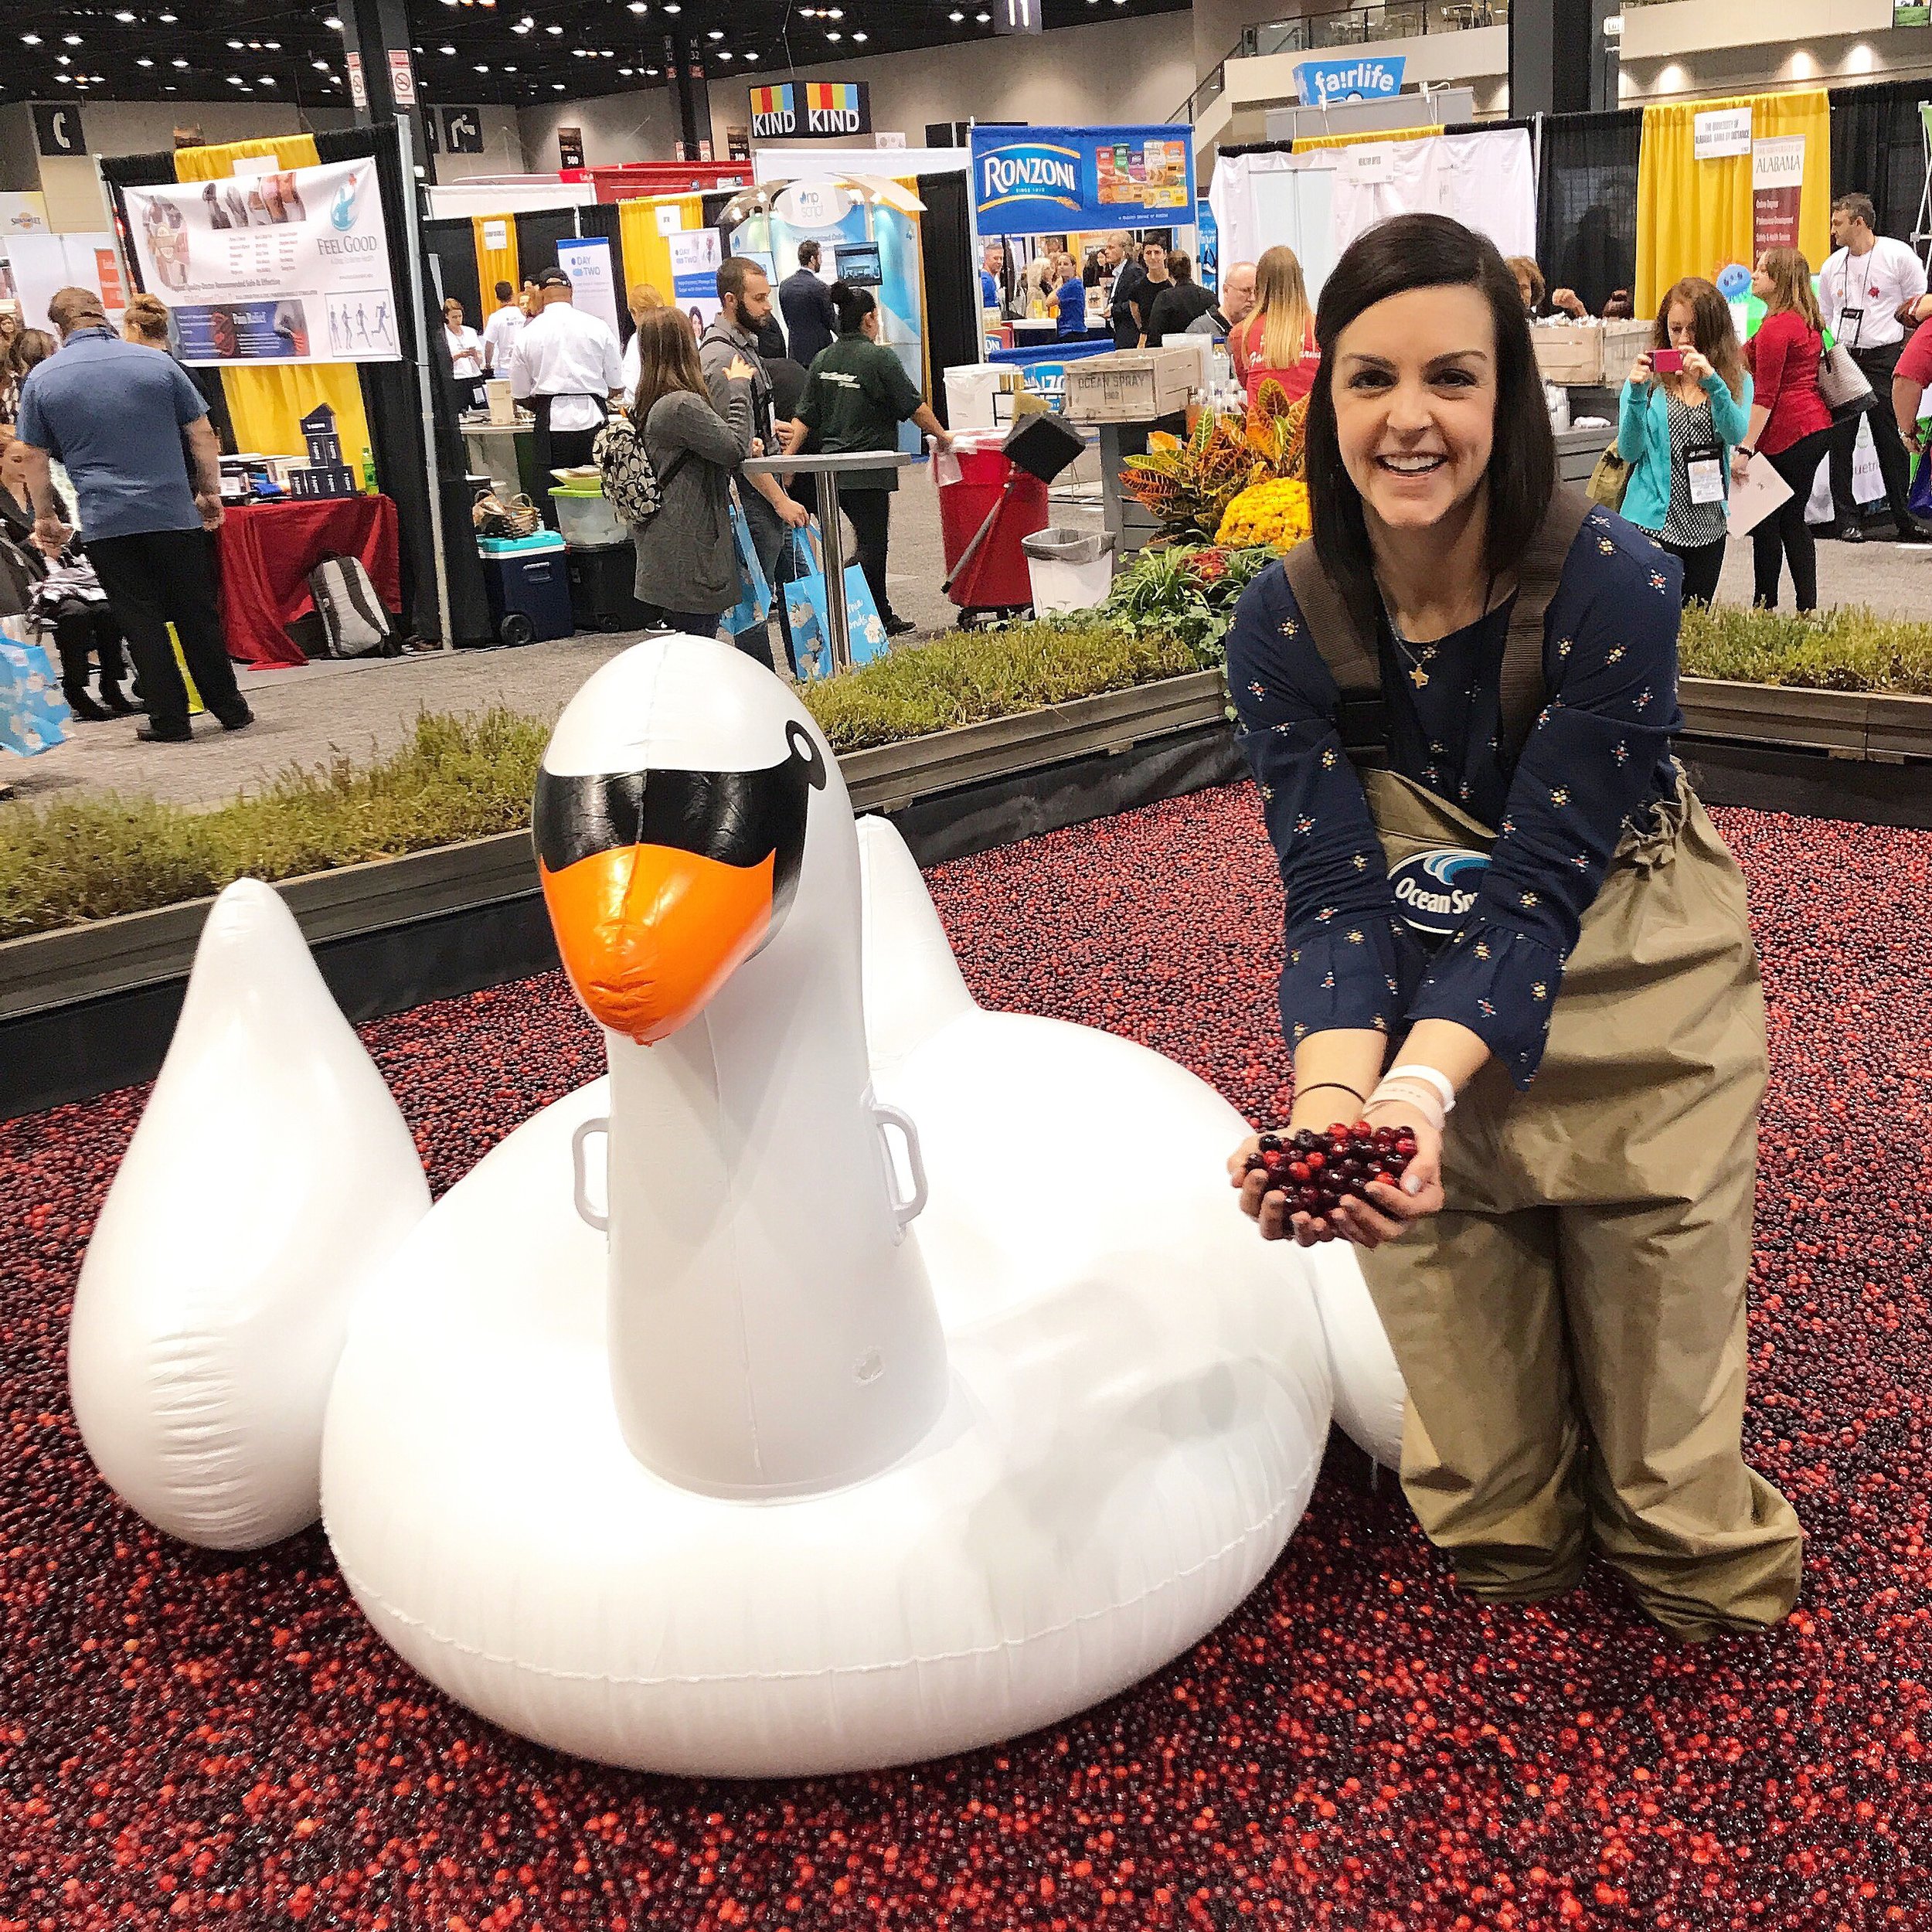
[
  {"left": 939, "top": 414, "right": 1085, "bottom": 623},
  {"left": 478, "top": 532, "right": 573, "bottom": 647},
  {"left": 566, "top": 543, "right": 654, "bottom": 633}
]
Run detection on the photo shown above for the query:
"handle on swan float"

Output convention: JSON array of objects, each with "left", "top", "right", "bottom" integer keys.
[
  {"left": 872, "top": 1101, "right": 929, "bottom": 1233},
  {"left": 571, "top": 1116, "right": 610, "bottom": 1232}
]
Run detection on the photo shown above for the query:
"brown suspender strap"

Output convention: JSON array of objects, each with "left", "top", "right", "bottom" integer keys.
[{"left": 1277, "top": 481, "right": 1595, "bottom": 769}]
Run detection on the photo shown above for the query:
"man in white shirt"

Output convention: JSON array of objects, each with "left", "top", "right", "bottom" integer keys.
[
  {"left": 479, "top": 281, "right": 525, "bottom": 376},
  {"left": 505, "top": 266, "right": 624, "bottom": 527},
  {"left": 1820, "top": 191, "right": 1932, "bottom": 543}
]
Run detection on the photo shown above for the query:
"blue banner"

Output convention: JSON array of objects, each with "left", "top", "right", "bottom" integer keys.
[
  {"left": 970, "top": 125, "right": 1196, "bottom": 238},
  {"left": 1292, "top": 55, "right": 1406, "bottom": 107}
]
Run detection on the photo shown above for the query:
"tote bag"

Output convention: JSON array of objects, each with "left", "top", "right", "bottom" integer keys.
[
  {"left": 1818, "top": 341, "right": 1876, "bottom": 420},
  {"left": 782, "top": 519, "right": 887, "bottom": 679},
  {"left": 721, "top": 493, "right": 771, "bottom": 636},
  {"left": 0, "top": 627, "right": 72, "bottom": 757}
]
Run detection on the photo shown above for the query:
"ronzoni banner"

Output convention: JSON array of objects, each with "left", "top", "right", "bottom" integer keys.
[
  {"left": 121, "top": 156, "right": 400, "bottom": 366},
  {"left": 970, "top": 125, "right": 1195, "bottom": 237}
]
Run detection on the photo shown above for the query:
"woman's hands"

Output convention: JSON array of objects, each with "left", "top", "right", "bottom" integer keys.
[
  {"left": 1680, "top": 347, "right": 1713, "bottom": 384},
  {"left": 1629, "top": 352, "right": 1654, "bottom": 386},
  {"left": 1731, "top": 448, "right": 1753, "bottom": 484},
  {"left": 724, "top": 353, "right": 757, "bottom": 383},
  {"left": 1227, "top": 1105, "right": 1445, "bottom": 1250}
]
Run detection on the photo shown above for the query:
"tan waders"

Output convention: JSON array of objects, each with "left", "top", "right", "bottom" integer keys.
[{"left": 1284, "top": 490, "right": 1804, "bottom": 1641}]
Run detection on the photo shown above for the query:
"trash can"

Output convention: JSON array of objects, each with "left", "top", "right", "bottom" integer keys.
[
  {"left": 1022, "top": 526, "right": 1116, "bottom": 614},
  {"left": 937, "top": 441, "right": 1050, "bottom": 615}
]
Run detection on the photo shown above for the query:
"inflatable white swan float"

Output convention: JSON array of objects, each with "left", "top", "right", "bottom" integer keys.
[{"left": 70, "top": 635, "right": 1403, "bottom": 1777}]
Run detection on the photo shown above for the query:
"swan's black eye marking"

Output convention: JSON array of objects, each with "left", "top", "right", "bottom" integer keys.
[{"left": 788, "top": 720, "right": 827, "bottom": 791}]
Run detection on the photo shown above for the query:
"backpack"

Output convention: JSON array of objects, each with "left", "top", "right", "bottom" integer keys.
[
  {"left": 593, "top": 411, "right": 687, "bottom": 529},
  {"left": 307, "top": 553, "right": 396, "bottom": 658}
]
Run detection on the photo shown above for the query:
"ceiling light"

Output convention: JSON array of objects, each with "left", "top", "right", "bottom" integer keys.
[
  {"left": 56, "top": 73, "right": 71, "bottom": 83},
  {"left": 852, "top": 29, "right": 866, "bottom": 39},
  {"left": 504, "top": 61, "right": 517, "bottom": 70},
  {"left": 115, "top": 10, "right": 136, "bottom": 20},
  {"left": 63, "top": 32, "right": 83, "bottom": 44},
  {"left": 440, "top": 43, "right": 456, "bottom": 53},
  {"left": 158, "top": 10, "right": 175, "bottom": 19},
  {"left": 742, "top": 51, "right": 756, "bottom": 61},
  {"left": 949, "top": 11, "right": 962, "bottom": 19},
  {"left": 56, "top": 53, "right": 69, "bottom": 64},
  {"left": 512, "top": 17, "right": 530, "bottom": 28},
  {"left": 21, "top": 33, "right": 41, "bottom": 46},
  {"left": 226, "top": 73, "right": 243, "bottom": 83},
  {"left": 138, "top": 55, "right": 154, "bottom": 66},
  {"left": 552, "top": 80, "right": 564, "bottom": 88},
  {"left": 975, "top": 9, "right": 989, "bottom": 17},
  {"left": 826, "top": 29, "right": 841, "bottom": 38},
  {"left": 312, "top": 58, "right": 328, "bottom": 69},
  {"left": 324, "top": 14, "right": 342, "bottom": 26},
  {"left": 476, "top": 62, "right": 489, "bottom": 70},
  {"left": 707, "top": 27, "right": 723, "bottom": 36},
  {"left": 172, "top": 56, "right": 188, "bottom": 66},
  {"left": 717, "top": 47, "right": 733, "bottom": 57},
  {"left": 228, "top": 36, "right": 243, "bottom": 46},
  {"left": 260, "top": 74, "right": 275, "bottom": 83},
  {"left": 546, "top": 20, "right": 563, "bottom": 29}
]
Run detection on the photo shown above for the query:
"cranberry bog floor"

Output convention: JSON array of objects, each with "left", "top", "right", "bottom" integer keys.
[{"left": 2, "top": 784, "right": 1927, "bottom": 1932}]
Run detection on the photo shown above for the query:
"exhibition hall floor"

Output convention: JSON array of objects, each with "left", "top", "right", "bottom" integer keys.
[{"left": 2, "top": 784, "right": 1927, "bottom": 1930}]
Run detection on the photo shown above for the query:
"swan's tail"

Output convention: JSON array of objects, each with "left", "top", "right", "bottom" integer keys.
[{"left": 69, "top": 879, "right": 430, "bottom": 1549}]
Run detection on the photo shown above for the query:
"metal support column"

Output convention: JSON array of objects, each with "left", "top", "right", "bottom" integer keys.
[
  {"left": 338, "top": 0, "right": 437, "bottom": 187},
  {"left": 665, "top": 32, "right": 713, "bottom": 163},
  {"left": 1508, "top": 0, "right": 1593, "bottom": 121}
]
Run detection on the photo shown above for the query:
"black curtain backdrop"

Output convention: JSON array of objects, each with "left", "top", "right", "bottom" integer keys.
[
  {"left": 919, "top": 169, "right": 978, "bottom": 427},
  {"left": 1536, "top": 107, "right": 1643, "bottom": 319},
  {"left": 511, "top": 209, "right": 581, "bottom": 281},
  {"left": 315, "top": 124, "right": 491, "bottom": 648},
  {"left": 1828, "top": 80, "right": 1932, "bottom": 250},
  {"left": 422, "top": 216, "right": 484, "bottom": 331}
]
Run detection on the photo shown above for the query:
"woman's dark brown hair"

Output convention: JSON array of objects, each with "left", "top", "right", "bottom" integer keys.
[
  {"left": 629, "top": 305, "right": 706, "bottom": 423},
  {"left": 1652, "top": 276, "right": 1746, "bottom": 401},
  {"left": 1305, "top": 213, "right": 1556, "bottom": 627}
]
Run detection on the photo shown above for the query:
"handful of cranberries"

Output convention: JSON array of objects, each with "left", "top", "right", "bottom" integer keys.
[{"left": 1245, "top": 1121, "right": 1417, "bottom": 1230}]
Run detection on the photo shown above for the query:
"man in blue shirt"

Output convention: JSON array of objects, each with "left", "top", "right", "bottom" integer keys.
[
  {"left": 980, "top": 240, "right": 1005, "bottom": 315},
  {"left": 777, "top": 240, "right": 837, "bottom": 370},
  {"left": 15, "top": 286, "right": 249, "bottom": 742}
]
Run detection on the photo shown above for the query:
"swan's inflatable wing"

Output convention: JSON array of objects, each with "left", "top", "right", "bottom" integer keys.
[
  {"left": 855, "top": 815, "right": 975, "bottom": 1070},
  {"left": 1307, "top": 1243, "right": 1406, "bottom": 1469},
  {"left": 70, "top": 878, "right": 430, "bottom": 1549}
]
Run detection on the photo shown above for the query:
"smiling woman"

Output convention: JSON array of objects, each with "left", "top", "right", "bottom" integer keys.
[{"left": 1221, "top": 213, "right": 1804, "bottom": 1648}]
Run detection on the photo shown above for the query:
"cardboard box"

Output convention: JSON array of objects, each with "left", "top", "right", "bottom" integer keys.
[
  {"left": 1062, "top": 347, "right": 1199, "bottom": 424},
  {"left": 1529, "top": 321, "right": 1602, "bottom": 387}
]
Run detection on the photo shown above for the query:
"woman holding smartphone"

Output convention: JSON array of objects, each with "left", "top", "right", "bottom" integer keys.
[
  {"left": 1617, "top": 277, "right": 1752, "bottom": 607},
  {"left": 1223, "top": 215, "right": 1801, "bottom": 1644}
]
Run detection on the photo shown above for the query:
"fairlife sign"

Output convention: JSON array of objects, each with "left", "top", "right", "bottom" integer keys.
[
  {"left": 1292, "top": 56, "right": 1406, "bottom": 107},
  {"left": 750, "top": 81, "right": 872, "bottom": 140}
]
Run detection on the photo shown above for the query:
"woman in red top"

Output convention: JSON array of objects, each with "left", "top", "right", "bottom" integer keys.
[
  {"left": 1237, "top": 245, "right": 1319, "bottom": 408},
  {"left": 1739, "top": 247, "right": 1836, "bottom": 611}
]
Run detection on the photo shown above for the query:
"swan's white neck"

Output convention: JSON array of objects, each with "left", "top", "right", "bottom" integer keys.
[{"left": 600, "top": 815, "right": 949, "bottom": 1499}]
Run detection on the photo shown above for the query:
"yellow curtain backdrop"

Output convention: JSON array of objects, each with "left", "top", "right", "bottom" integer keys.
[
  {"left": 170, "top": 134, "right": 373, "bottom": 462},
  {"left": 471, "top": 215, "right": 519, "bottom": 321},
  {"left": 1634, "top": 90, "right": 1832, "bottom": 315},
  {"left": 617, "top": 194, "right": 705, "bottom": 310},
  {"left": 1291, "top": 125, "right": 1437, "bottom": 154}
]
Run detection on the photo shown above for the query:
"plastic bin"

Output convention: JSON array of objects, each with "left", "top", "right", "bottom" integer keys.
[
  {"left": 938, "top": 442, "right": 1050, "bottom": 613},
  {"left": 566, "top": 543, "right": 655, "bottom": 633},
  {"left": 547, "top": 485, "right": 627, "bottom": 549},
  {"left": 480, "top": 534, "right": 573, "bottom": 646},
  {"left": 1022, "top": 526, "right": 1117, "bottom": 614}
]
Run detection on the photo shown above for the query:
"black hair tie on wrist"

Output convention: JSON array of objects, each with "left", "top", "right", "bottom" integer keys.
[{"left": 1295, "top": 1081, "right": 1366, "bottom": 1107}]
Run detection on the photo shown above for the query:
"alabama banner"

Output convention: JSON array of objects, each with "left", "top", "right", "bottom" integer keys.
[
  {"left": 1752, "top": 137, "right": 1805, "bottom": 257},
  {"left": 121, "top": 156, "right": 400, "bottom": 366}
]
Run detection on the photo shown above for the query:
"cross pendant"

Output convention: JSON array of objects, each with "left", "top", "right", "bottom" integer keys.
[{"left": 1410, "top": 666, "right": 1429, "bottom": 689}]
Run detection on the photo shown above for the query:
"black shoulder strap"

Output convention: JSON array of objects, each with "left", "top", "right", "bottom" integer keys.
[
  {"left": 1279, "top": 482, "right": 1594, "bottom": 767},
  {"left": 1500, "top": 483, "right": 1591, "bottom": 761},
  {"left": 1281, "top": 538, "right": 1389, "bottom": 763}
]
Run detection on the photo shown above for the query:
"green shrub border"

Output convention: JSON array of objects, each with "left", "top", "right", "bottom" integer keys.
[{"left": 1, "top": 603, "right": 1927, "bottom": 943}]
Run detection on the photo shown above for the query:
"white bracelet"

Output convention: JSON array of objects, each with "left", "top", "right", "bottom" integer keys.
[
  {"left": 1365, "top": 1077, "right": 1446, "bottom": 1134},
  {"left": 1385, "top": 1063, "right": 1457, "bottom": 1114}
]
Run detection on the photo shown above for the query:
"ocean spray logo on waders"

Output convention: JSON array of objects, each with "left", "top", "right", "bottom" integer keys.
[{"left": 1389, "top": 847, "right": 1489, "bottom": 941}]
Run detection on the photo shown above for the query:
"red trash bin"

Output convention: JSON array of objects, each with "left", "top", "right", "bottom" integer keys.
[{"left": 938, "top": 442, "right": 1051, "bottom": 615}]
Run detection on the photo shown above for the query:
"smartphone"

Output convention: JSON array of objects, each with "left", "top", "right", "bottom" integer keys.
[{"left": 1651, "top": 348, "right": 1685, "bottom": 373}]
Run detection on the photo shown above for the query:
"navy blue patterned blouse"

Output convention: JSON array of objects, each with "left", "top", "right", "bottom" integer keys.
[{"left": 1225, "top": 511, "right": 1685, "bottom": 1088}]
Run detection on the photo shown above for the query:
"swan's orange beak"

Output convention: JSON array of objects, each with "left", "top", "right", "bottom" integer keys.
[{"left": 539, "top": 844, "right": 778, "bottom": 1045}]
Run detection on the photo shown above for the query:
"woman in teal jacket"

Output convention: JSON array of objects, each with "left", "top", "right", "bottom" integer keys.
[{"left": 1617, "top": 276, "right": 1753, "bottom": 607}]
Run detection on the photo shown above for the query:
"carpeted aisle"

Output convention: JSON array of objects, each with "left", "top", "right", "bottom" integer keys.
[{"left": 2, "top": 787, "right": 1927, "bottom": 1930}]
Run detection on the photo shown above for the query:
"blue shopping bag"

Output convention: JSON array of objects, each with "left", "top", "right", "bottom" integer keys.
[
  {"left": 0, "top": 630, "right": 72, "bottom": 757},
  {"left": 721, "top": 494, "right": 770, "bottom": 637},
  {"left": 1910, "top": 447, "right": 1932, "bottom": 523},
  {"left": 782, "top": 518, "right": 888, "bottom": 679}
]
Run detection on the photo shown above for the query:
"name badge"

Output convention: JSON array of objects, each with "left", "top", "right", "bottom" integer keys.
[
  {"left": 1840, "top": 304, "right": 1864, "bottom": 349},
  {"left": 1686, "top": 444, "right": 1726, "bottom": 505},
  {"left": 1388, "top": 845, "right": 1490, "bottom": 942}
]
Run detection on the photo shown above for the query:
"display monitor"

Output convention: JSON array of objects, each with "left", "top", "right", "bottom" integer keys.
[{"left": 835, "top": 242, "right": 883, "bottom": 287}]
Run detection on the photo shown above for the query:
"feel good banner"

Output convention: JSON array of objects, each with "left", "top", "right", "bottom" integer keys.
[
  {"left": 970, "top": 125, "right": 1195, "bottom": 237},
  {"left": 122, "top": 157, "right": 400, "bottom": 366}
]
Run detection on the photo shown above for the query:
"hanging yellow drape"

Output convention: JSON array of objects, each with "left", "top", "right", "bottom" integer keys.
[
  {"left": 170, "top": 134, "right": 373, "bottom": 462},
  {"left": 1634, "top": 90, "right": 1832, "bottom": 315},
  {"left": 617, "top": 194, "right": 705, "bottom": 311},
  {"left": 471, "top": 214, "right": 520, "bottom": 321},
  {"left": 1291, "top": 124, "right": 1437, "bottom": 154}
]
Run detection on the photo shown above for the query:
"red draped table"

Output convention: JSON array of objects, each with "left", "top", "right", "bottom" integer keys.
[{"left": 216, "top": 495, "right": 403, "bottom": 666}]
